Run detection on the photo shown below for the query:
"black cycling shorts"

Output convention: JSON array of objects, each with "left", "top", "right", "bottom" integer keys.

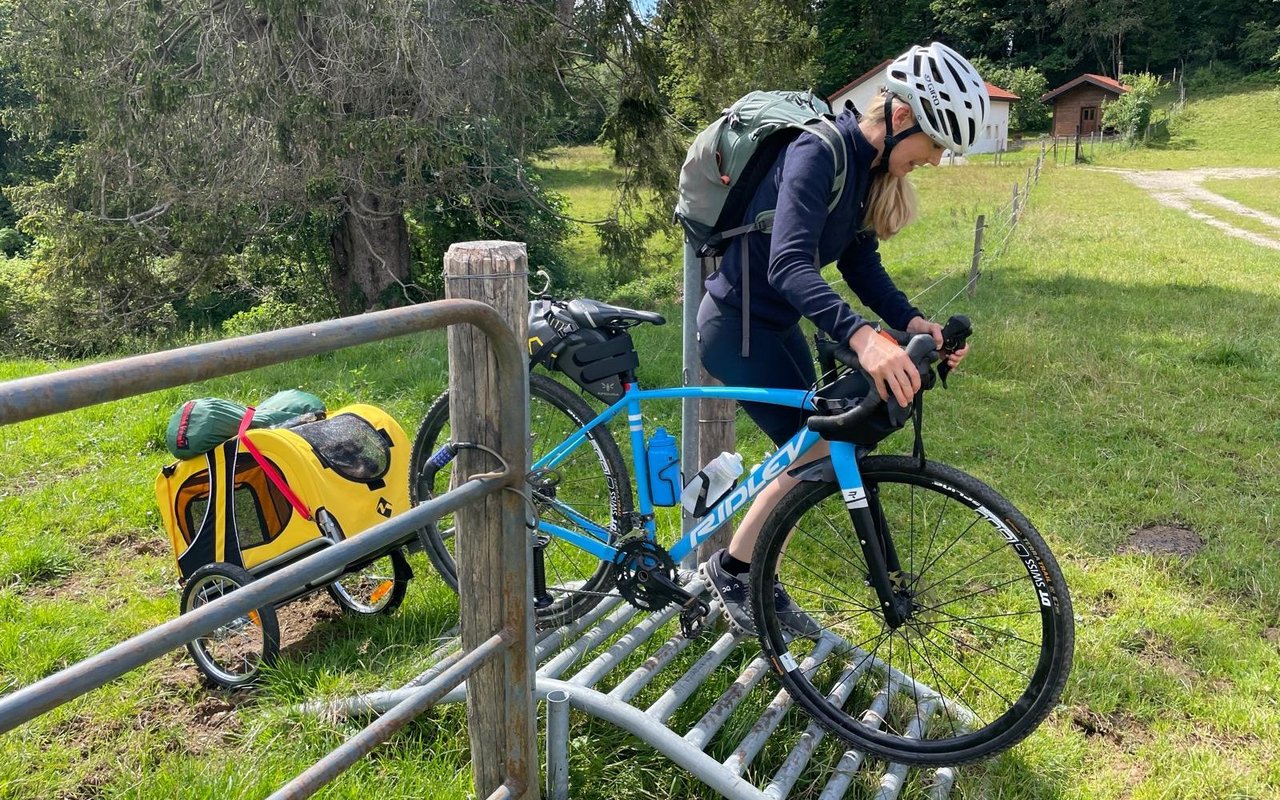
[{"left": 697, "top": 294, "right": 816, "bottom": 447}]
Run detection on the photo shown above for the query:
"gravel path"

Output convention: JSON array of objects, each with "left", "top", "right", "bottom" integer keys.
[{"left": 1096, "top": 167, "right": 1280, "bottom": 250}]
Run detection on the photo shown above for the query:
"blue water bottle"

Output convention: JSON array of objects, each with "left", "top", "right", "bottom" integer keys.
[{"left": 646, "top": 427, "right": 681, "bottom": 506}]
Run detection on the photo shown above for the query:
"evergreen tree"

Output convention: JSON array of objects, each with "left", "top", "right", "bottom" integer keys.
[{"left": 3, "top": 0, "right": 574, "bottom": 320}]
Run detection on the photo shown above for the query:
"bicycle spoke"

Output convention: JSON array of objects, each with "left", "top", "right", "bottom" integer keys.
[
  {"left": 925, "top": 606, "right": 1043, "bottom": 650},
  {"left": 911, "top": 538, "right": 1015, "bottom": 599},
  {"left": 898, "top": 622, "right": 973, "bottom": 734},
  {"left": 781, "top": 547, "right": 873, "bottom": 611},
  {"left": 794, "top": 510, "right": 871, "bottom": 583},
  {"left": 909, "top": 515, "right": 983, "bottom": 594},
  {"left": 778, "top": 581, "right": 877, "bottom": 616},
  {"left": 913, "top": 618, "right": 1032, "bottom": 684},
  {"left": 908, "top": 486, "right": 950, "bottom": 593},
  {"left": 916, "top": 574, "right": 1026, "bottom": 614}
]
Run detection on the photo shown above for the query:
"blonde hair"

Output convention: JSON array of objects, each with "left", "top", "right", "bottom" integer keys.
[{"left": 861, "top": 92, "right": 920, "bottom": 240}]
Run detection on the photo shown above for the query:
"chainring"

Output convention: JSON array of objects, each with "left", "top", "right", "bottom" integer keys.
[{"left": 612, "top": 539, "right": 678, "bottom": 612}]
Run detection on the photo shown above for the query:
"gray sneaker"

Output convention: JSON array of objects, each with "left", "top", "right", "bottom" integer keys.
[
  {"left": 702, "top": 550, "right": 756, "bottom": 635},
  {"left": 774, "top": 584, "right": 822, "bottom": 640}
]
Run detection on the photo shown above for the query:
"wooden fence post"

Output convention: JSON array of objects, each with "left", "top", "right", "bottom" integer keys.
[
  {"left": 694, "top": 256, "right": 736, "bottom": 562},
  {"left": 968, "top": 215, "right": 985, "bottom": 298},
  {"left": 444, "top": 241, "right": 538, "bottom": 800},
  {"left": 1011, "top": 184, "right": 1020, "bottom": 224}
]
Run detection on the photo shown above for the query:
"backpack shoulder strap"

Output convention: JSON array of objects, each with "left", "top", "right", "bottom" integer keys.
[{"left": 810, "top": 116, "right": 848, "bottom": 211}]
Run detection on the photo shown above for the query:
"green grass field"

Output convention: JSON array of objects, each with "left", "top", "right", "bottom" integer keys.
[
  {"left": 4, "top": 85, "right": 1280, "bottom": 799},
  {"left": 1203, "top": 175, "right": 1280, "bottom": 220}
]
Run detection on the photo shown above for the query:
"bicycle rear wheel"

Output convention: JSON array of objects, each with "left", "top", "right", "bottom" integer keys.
[
  {"left": 750, "top": 455, "right": 1073, "bottom": 765},
  {"left": 410, "top": 373, "right": 632, "bottom": 629}
]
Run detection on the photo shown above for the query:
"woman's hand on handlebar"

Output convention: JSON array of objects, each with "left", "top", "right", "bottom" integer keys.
[
  {"left": 907, "top": 315, "right": 969, "bottom": 371},
  {"left": 849, "top": 324, "right": 920, "bottom": 407}
]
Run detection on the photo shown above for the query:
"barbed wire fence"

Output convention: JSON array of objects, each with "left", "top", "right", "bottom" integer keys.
[{"left": 902, "top": 145, "right": 1048, "bottom": 319}]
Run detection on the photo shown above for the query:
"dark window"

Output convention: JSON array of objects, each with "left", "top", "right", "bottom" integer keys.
[{"left": 291, "top": 414, "right": 392, "bottom": 483}]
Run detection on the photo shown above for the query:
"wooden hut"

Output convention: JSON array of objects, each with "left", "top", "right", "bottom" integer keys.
[{"left": 1041, "top": 74, "right": 1128, "bottom": 137}]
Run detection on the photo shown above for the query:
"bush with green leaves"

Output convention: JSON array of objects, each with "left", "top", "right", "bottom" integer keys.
[
  {"left": 975, "top": 62, "right": 1051, "bottom": 134},
  {"left": 1103, "top": 73, "right": 1166, "bottom": 143}
]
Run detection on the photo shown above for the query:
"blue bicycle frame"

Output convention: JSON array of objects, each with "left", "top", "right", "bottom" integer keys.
[{"left": 532, "top": 383, "right": 868, "bottom": 565}]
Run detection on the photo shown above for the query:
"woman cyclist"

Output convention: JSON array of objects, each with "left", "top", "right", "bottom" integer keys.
[{"left": 700, "top": 42, "right": 986, "bottom": 636}]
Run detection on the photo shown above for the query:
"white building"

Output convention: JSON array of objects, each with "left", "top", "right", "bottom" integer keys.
[{"left": 827, "top": 61, "right": 1019, "bottom": 155}]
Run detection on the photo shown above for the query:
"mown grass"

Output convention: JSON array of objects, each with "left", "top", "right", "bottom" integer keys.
[
  {"left": 4, "top": 85, "right": 1280, "bottom": 799},
  {"left": 1187, "top": 199, "right": 1280, "bottom": 239},
  {"left": 1203, "top": 175, "right": 1280, "bottom": 220}
]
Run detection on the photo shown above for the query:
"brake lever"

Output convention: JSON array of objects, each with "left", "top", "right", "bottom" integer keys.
[{"left": 936, "top": 315, "right": 972, "bottom": 387}]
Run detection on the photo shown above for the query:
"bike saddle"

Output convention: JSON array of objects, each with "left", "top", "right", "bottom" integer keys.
[{"left": 565, "top": 298, "right": 666, "bottom": 330}]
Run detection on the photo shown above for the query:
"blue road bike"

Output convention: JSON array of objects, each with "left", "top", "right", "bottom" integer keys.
[{"left": 411, "top": 298, "right": 1073, "bottom": 765}]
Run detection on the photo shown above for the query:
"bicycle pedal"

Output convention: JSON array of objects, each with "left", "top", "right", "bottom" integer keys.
[{"left": 678, "top": 596, "right": 711, "bottom": 639}]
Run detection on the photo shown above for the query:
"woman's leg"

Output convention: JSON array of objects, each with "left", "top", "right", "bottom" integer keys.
[
  {"left": 697, "top": 295, "right": 822, "bottom": 635},
  {"left": 727, "top": 438, "right": 828, "bottom": 561}
]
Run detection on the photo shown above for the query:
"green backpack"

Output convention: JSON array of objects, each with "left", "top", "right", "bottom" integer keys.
[
  {"left": 674, "top": 90, "right": 849, "bottom": 356},
  {"left": 674, "top": 90, "right": 848, "bottom": 258}
]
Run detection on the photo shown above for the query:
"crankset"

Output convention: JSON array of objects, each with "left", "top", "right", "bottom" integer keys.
[{"left": 612, "top": 540, "right": 710, "bottom": 638}]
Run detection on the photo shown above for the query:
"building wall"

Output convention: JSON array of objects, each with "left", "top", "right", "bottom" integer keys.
[
  {"left": 968, "top": 101, "right": 1012, "bottom": 154},
  {"left": 829, "top": 70, "right": 888, "bottom": 119},
  {"left": 1050, "top": 86, "right": 1121, "bottom": 137}
]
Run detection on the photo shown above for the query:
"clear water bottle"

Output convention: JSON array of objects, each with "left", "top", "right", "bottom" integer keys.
[
  {"left": 682, "top": 451, "right": 744, "bottom": 517},
  {"left": 646, "top": 427, "right": 681, "bottom": 506}
]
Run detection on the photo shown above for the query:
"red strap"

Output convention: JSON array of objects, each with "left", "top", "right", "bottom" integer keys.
[
  {"left": 238, "top": 407, "right": 313, "bottom": 521},
  {"left": 175, "top": 401, "right": 196, "bottom": 450}
]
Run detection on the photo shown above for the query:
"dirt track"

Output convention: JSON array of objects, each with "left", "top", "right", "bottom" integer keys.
[{"left": 1097, "top": 167, "right": 1280, "bottom": 250}]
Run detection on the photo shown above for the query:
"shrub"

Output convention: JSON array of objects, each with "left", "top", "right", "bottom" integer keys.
[
  {"left": 1103, "top": 73, "right": 1166, "bottom": 143},
  {"left": 222, "top": 299, "right": 323, "bottom": 337}
]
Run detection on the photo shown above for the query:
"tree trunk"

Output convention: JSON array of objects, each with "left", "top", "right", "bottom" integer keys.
[{"left": 329, "top": 190, "right": 411, "bottom": 314}]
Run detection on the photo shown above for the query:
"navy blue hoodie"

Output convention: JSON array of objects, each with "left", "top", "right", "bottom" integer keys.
[{"left": 705, "top": 110, "right": 922, "bottom": 345}]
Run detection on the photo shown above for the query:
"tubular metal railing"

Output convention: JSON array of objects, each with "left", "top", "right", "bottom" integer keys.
[{"left": 0, "top": 299, "right": 535, "bottom": 800}]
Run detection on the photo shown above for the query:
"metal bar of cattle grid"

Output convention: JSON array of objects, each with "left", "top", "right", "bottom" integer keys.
[
  {"left": 608, "top": 599, "right": 721, "bottom": 703},
  {"left": 682, "top": 654, "right": 771, "bottom": 750},
  {"left": 645, "top": 628, "right": 748, "bottom": 722},
  {"left": 721, "top": 636, "right": 838, "bottom": 776}
]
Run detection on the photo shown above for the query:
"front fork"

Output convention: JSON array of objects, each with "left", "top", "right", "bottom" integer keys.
[{"left": 829, "top": 442, "right": 912, "bottom": 628}]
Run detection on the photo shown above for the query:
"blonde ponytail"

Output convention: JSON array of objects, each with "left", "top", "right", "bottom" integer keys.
[{"left": 860, "top": 92, "right": 920, "bottom": 240}]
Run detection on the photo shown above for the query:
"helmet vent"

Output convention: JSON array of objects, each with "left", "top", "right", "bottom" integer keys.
[
  {"left": 921, "top": 102, "right": 941, "bottom": 135},
  {"left": 944, "top": 109, "right": 961, "bottom": 142}
]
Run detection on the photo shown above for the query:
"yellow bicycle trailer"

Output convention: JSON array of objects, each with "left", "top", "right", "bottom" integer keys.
[{"left": 156, "top": 402, "right": 414, "bottom": 688}]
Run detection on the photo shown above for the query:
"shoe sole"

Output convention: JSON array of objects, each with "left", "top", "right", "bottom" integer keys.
[{"left": 699, "top": 562, "right": 756, "bottom": 637}]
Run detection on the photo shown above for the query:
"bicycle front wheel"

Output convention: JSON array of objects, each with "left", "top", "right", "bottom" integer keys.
[
  {"left": 750, "top": 455, "right": 1073, "bottom": 765},
  {"left": 411, "top": 373, "right": 632, "bottom": 629}
]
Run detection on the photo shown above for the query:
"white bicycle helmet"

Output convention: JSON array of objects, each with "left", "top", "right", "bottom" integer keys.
[{"left": 882, "top": 42, "right": 990, "bottom": 155}]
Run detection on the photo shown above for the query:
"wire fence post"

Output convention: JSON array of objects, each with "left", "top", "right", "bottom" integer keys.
[
  {"left": 1011, "top": 184, "right": 1020, "bottom": 225},
  {"left": 444, "top": 240, "right": 538, "bottom": 800},
  {"left": 688, "top": 252, "right": 736, "bottom": 563},
  {"left": 968, "top": 215, "right": 985, "bottom": 298}
]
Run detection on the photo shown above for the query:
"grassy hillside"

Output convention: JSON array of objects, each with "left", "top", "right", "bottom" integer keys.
[
  {"left": 1083, "top": 87, "right": 1280, "bottom": 169},
  {"left": 3, "top": 86, "right": 1280, "bottom": 798}
]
